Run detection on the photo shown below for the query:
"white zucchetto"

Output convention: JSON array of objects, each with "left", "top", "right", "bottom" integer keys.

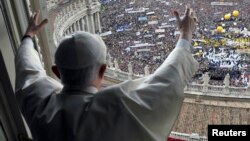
[{"left": 55, "top": 31, "right": 107, "bottom": 69}]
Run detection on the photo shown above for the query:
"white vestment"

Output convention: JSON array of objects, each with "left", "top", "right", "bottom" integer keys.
[{"left": 15, "top": 38, "right": 198, "bottom": 141}]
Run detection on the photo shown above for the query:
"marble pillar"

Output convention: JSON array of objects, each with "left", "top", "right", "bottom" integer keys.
[
  {"left": 88, "top": 14, "right": 95, "bottom": 33},
  {"left": 96, "top": 12, "right": 102, "bottom": 33}
]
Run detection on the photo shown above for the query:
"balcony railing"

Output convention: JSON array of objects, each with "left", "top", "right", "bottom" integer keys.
[
  {"left": 105, "top": 67, "right": 250, "bottom": 99},
  {"left": 169, "top": 132, "right": 207, "bottom": 141}
]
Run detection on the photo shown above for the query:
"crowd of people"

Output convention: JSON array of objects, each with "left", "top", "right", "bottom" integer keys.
[{"left": 100, "top": 0, "right": 250, "bottom": 87}]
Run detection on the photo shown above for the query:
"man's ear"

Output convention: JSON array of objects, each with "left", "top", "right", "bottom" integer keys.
[
  {"left": 52, "top": 65, "right": 61, "bottom": 79},
  {"left": 99, "top": 64, "right": 107, "bottom": 79}
]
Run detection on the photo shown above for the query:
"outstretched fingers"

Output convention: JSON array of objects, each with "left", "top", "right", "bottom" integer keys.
[
  {"left": 174, "top": 11, "right": 181, "bottom": 24},
  {"left": 185, "top": 5, "right": 190, "bottom": 17},
  {"left": 37, "top": 19, "right": 48, "bottom": 30},
  {"left": 29, "top": 13, "right": 36, "bottom": 23},
  {"left": 193, "top": 12, "right": 198, "bottom": 23},
  {"left": 35, "top": 11, "right": 41, "bottom": 24},
  {"left": 190, "top": 8, "right": 194, "bottom": 17}
]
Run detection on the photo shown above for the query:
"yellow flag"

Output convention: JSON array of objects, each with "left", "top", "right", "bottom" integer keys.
[{"left": 194, "top": 42, "right": 199, "bottom": 46}]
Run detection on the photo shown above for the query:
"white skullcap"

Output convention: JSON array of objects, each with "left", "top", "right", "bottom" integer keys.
[{"left": 55, "top": 31, "right": 107, "bottom": 70}]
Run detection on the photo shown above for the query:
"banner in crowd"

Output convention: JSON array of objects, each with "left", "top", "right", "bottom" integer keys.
[
  {"left": 144, "top": 34, "right": 153, "bottom": 38},
  {"left": 158, "top": 34, "right": 165, "bottom": 38},
  {"left": 156, "top": 42, "right": 163, "bottom": 45},
  {"left": 127, "top": 10, "right": 145, "bottom": 14},
  {"left": 134, "top": 41, "right": 141, "bottom": 44},
  {"left": 164, "top": 15, "right": 169, "bottom": 18},
  {"left": 148, "top": 20, "right": 159, "bottom": 25},
  {"left": 138, "top": 16, "right": 148, "bottom": 21},
  {"left": 213, "top": 12, "right": 222, "bottom": 15},
  {"left": 211, "top": 2, "right": 234, "bottom": 6},
  {"left": 137, "top": 49, "right": 151, "bottom": 52},
  {"left": 139, "top": 7, "right": 149, "bottom": 11},
  {"left": 159, "top": 25, "right": 174, "bottom": 28},
  {"left": 153, "top": 56, "right": 161, "bottom": 60},
  {"left": 100, "top": 31, "right": 112, "bottom": 36},
  {"left": 169, "top": 17, "right": 176, "bottom": 22},
  {"left": 129, "top": 1, "right": 135, "bottom": 5},
  {"left": 129, "top": 43, "right": 155, "bottom": 48},
  {"left": 125, "top": 28, "right": 133, "bottom": 31},
  {"left": 146, "top": 11, "right": 155, "bottom": 15},
  {"left": 161, "top": 22, "right": 168, "bottom": 26},
  {"left": 125, "top": 8, "right": 133, "bottom": 12},
  {"left": 117, "top": 14, "right": 124, "bottom": 17},
  {"left": 155, "top": 29, "right": 165, "bottom": 33},
  {"left": 116, "top": 28, "right": 124, "bottom": 32}
]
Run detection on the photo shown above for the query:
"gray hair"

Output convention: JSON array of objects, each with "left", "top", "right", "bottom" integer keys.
[{"left": 59, "top": 63, "right": 103, "bottom": 87}]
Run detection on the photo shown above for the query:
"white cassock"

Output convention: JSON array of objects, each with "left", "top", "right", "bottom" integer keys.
[{"left": 15, "top": 38, "right": 198, "bottom": 141}]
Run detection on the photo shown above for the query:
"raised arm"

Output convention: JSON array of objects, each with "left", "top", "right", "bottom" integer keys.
[
  {"left": 15, "top": 12, "right": 62, "bottom": 120},
  {"left": 15, "top": 12, "right": 49, "bottom": 92},
  {"left": 103, "top": 6, "right": 199, "bottom": 140}
]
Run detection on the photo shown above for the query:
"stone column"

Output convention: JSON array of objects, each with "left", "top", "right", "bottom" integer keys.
[
  {"left": 79, "top": 20, "right": 82, "bottom": 31},
  {"left": 88, "top": 13, "right": 95, "bottom": 33},
  {"left": 80, "top": 18, "right": 85, "bottom": 31},
  {"left": 74, "top": 23, "right": 77, "bottom": 32},
  {"left": 113, "top": 58, "right": 119, "bottom": 77},
  {"left": 70, "top": 4, "right": 73, "bottom": 11},
  {"left": 68, "top": 27, "right": 71, "bottom": 34},
  {"left": 74, "top": 2, "right": 77, "bottom": 9},
  {"left": 76, "top": 21, "right": 80, "bottom": 31},
  {"left": 75, "top": 21, "right": 78, "bottom": 31},
  {"left": 71, "top": 23, "right": 74, "bottom": 32},
  {"left": 76, "top": 22, "right": 79, "bottom": 31},
  {"left": 107, "top": 53, "right": 113, "bottom": 68},
  {"left": 96, "top": 12, "right": 102, "bottom": 33},
  {"left": 67, "top": 29, "right": 70, "bottom": 35},
  {"left": 245, "top": 83, "right": 250, "bottom": 95},
  {"left": 93, "top": 13, "right": 97, "bottom": 32},
  {"left": 202, "top": 72, "right": 210, "bottom": 93},
  {"left": 114, "top": 58, "right": 120, "bottom": 71},
  {"left": 144, "top": 65, "right": 150, "bottom": 76},
  {"left": 67, "top": 5, "right": 71, "bottom": 13},
  {"left": 94, "top": 14, "right": 97, "bottom": 33},
  {"left": 223, "top": 73, "right": 230, "bottom": 94},
  {"left": 78, "top": 19, "right": 82, "bottom": 31},
  {"left": 70, "top": 26, "right": 74, "bottom": 33},
  {"left": 84, "top": 16, "right": 90, "bottom": 32},
  {"left": 128, "top": 62, "right": 133, "bottom": 80}
]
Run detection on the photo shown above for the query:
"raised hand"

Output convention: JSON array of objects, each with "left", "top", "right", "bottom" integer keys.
[
  {"left": 25, "top": 11, "right": 49, "bottom": 38},
  {"left": 173, "top": 5, "right": 198, "bottom": 42}
]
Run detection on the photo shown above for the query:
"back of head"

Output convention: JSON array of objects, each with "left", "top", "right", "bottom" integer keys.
[{"left": 55, "top": 31, "right": 107, "bottom": 87}]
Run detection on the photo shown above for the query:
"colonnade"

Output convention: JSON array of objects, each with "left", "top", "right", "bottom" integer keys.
[{"left": 53, "top": 0, "right": 102, "bottom": 45}]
